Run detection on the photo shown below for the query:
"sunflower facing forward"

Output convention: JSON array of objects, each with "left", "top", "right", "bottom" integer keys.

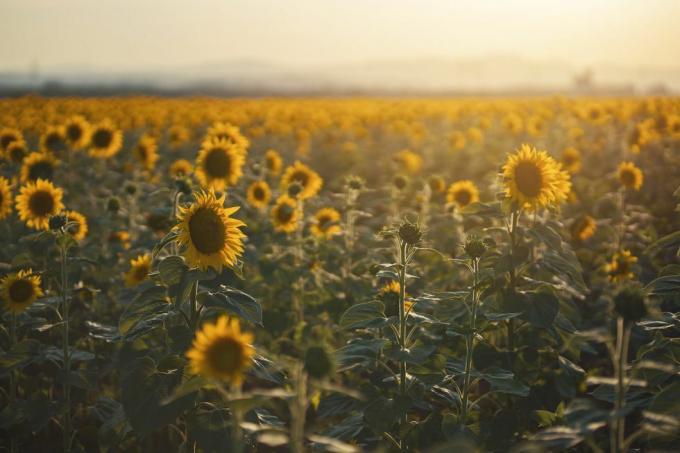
[
  {"left": 124, "top": 254, "right": 152, "bottom": 287},
  {"left": 447, "top": 180, "right": 480, "bottom": 210},
  {"left": 0, "top": 128, "right": 23, "bottom": 153},
  {"left": 175, "top": 190, "right": 246, "bottom": 271},
  {"left": 20, "top": 152, "right": 59, "bottom": 182},
  {"left": 0, "top": 177, "right": 13, "bottom": 220},
  {"left": 169, "top": 159, "right": 193, "bottom": 178},
  {"left": 280, "top": 161, "right": 323, "bottom": 200},
  {"left": 15, "top": 179, "right": 64, "bottom": 230},
  {"left": 63, "top": 115, "right": 91, "bottom": 149},
  {"left": 205, "top": 122, "right": 250, "bottom": 153},
  {"left": 271, "top": 195, "right": 300, "bottom": 233},
  {"left": 310, "top": 207, "right": 342, "bottom": 239},
  {"left": 571, "top": 215, "right": 597, "bottom": 243},
  {"left": 88, "top": 120, "right": 123, "bottom": 159},
  {"left": 186, "top": 315, "right": 254, "bottom": 384},
  {"left": 502, "top": 144, "right": 570, "bottom": 211},
  {"left": 39, "top": 126, "right": 68, "bottom": 155},
  {"left": 195, "top": 138, "right": 245, "bottom": 192},
  {"left": 617, "top": 162, "right": 643, "bottom": 191},
  {"left": 264, "top": 149, "right": 283, "bottom": 175},
  {"left": 1, "top": 269, "right": 44, "bottom": 314},
  {"left": 246, "top": 180, "right": 271, "bottom": 209},
  {"left": 6, "top": 141, "right": 28, "bottom": 164}
]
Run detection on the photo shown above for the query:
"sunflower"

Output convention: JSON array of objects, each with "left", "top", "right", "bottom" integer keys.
[
  {"left": 6, "top": 141, "right": 28, "bottom": 164},
  {"left": 63, "top": 115, "right": 91, "bottom": 149},
  {"left": 1, "top": 269, "right": 44, "bottom": 314},
  {"left": 502, "top": 144, "right": 567, "bottom": 211},
  {"left": 394, "top": 150, "right": 423, "bottom": 174},
  {"left": 20, "top": 152, "right": 59, "bottom": 182},
  {"left": 168, "top": 124, "right": 191, "bottom": 148},
  {"left": 65, "top": 210, "right": 89, "bottom": 241},
  {"left": 133, "top": 134, "right": 159, "bottom": 171},
  {"left": 379, "top": 280, "right": 401, "bottom": 297},
  {"left": 280, "top": 161, "right": 323, "bottom": 200},
  {"left": 617, "top": 162, "right": 643, "bottom": 191},
  {"left": 169, "top": 159, "right": 193, "bottom": 178},
  {"left": 447, "top": 180, "right": 480, "bottom": 210},
  {"left": 378, "top": 281, "right": 413, "bottom": 316},
  {"left": 428, "top": 175, "right": 446, "bottom": 194},
  {"left": 108, "top": 230, "right": 131, "bottom": 249},
  {"left": 271, "top": 195, "right": 299, "bottom": 233},
  {"left": 39, "top": 125, "right": 68, "bottom": 155},
  {"left": 205, "top": 122, "right": 249, "bottom": 153},
  {"left": 310, "top": 207, "right": 342, "bottom": 239},
  {"left": 175, "top": 190, "right": 246, "bottom": 271},
  {"left": 124, "top": 254, "right": 152, "bottom": 287},
  {"left": 449, "top": 131, "right": 466, "bottom": 151},
  {"left": 0, "top": 128, "right": 23, "bottom": 153},
  {"left": 561, "top": 147, "right": 581, "bottom": 174},
  {"left": 571, "top": 215, "right": 596, "bottom": 242},
  {"left": 186, "top": 315, "right": 254, "bottom": 384},
  {"left": 88, "top": 120, "right": 123, "bottom": 159},
  {"left": 195, "top": 138, "right": 245, "bottom": 191},
  {"left": 606, "top": 250, "right": 637, "bottom": 283},
  {"left": 264, "top": 149, "right": 283, "bottom": 175},
  {"left": 246, "top": 180, "right": 271, "bottom": 209},
  {"left": 15, "top": 179, "right": 64, "bottom": 230},
  {"left": 0, "top": 177, "right": 13, "bottom": 219}
]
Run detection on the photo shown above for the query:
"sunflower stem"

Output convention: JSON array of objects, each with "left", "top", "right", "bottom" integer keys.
[
  {"left": 507, "top": 209, "right": 519, "bottom": 355},
  {"left": 9, "top": 313, "right": 17, "bottom": 453},
  {"left": 397, "top": 239, "right": 408, "bottom": 430},
  {"left": 189, "top": 280, "right": 199, "bottom": 330},
  {"left": 290, "top": 362, "right": 308, "bottom": 453},
  {"left": 59, "top": 240, "right": 72, "bottom": 453},
  {"left": 230, "top": 384, "right": 244, "bottom": 453},
  {"left": 611, "top": 317, "right": 631, "bottom": 453},
  {"left": 460, "top": 257, "right": 480, "bottom": 426}
]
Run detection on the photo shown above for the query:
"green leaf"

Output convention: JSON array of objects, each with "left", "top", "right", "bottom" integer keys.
[
  {"left": 157, "top": 255, "right": 186, "bottom": 286},
  {"left": 645, "top": 274, "right": 680, "bottom": 296},
  {"left": 521, "top": 287, "right": 559, "bottom": 329},
  {"left": 119, "top": 285, "right": 170, "bottom": 338},
  {"left": 198, "top": 286, "right": 262, "bottom": 326},
  {"left": 336, "top": 338, "right": 388, "bottom": 369},
  {"left": 339, "top": 301, "right": 387, "bottom": 329}
]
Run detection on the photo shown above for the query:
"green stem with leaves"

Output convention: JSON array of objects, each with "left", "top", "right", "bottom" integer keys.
[
  {"left": 59, "top": 240, "right": 72, "bottom": 453},
  {"left": 611, "top": 317, "right": 632, "bottom": 453},
  {"left": 397, "top": 240, "right": 408, "bottom": 425},
  {"left": 9, "top": 313, "right": 17, "bottom": 453},
  {"left": 460, "top": 257, "right": 480, "bottom": 426},
  {"left": 290, "top": 362, "right": 308, "bottom": 453},
  {"left": 507, "top": 209, "right": 520, "bottom": 353}
]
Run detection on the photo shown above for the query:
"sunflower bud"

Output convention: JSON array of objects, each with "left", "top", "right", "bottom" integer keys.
[
  {"left": 398, "top": 219, "right": 422, "bottom": 245},
  {"left": 345, "top": 175, "right": 365, "bottom": 192},
  {"left": 49, "top": 214, "right": 68, "bottom": 231},
  {"left": 614, "top": 284, "right": 648, "bottom": 324},
  {"left": 107, "top": 196, "right": 121, "bottom": 213},
  {"left": 124, "top": 182, "right": 138, "bottom": 196},
  {"left": 175, "top": 177, "right": 193, "bottom": 195},
  {"left": 304, "top": 345, "right": 336, "bottom": 379},
  {"left": 464, "top": 237, "right": 487, "bottom": 258},
  {"left": 393, "top": 175, "right": 408, "bottom": 191},
  {"left": 287, "top": 181, "right": 303, "bottom": 198}
]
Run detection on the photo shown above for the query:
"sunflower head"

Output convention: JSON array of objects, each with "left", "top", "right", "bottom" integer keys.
[
  {"left": 617, "top": 162, "right": 643, "bottom": 191},
  {"left": 6, "top": 140, "right": 28, "bottom": 164},
  {"left": 133, "top": 134, "right": 159, "bottom": 171},
  {"left": 169, "top": 159, "right": 193, "bottom": 178},
  {"left": 561, "top": 147, "right": 581, "bottom": 174},
  {"left": 502, "top": 144, "right": 568, "bottom": 211},
  {"left": 20, "top": 152, "right": 59, "bottom": 183},
  {"left": 205, "top": 122, "right": 249, "bottom": 153},
  {"left": 571, "top": 215, "right": 597, "bottom": 243},
  {"left": 124, "top": 254, "right": 152, "bottom": 287},
  {"left": 15, "top": 179, "right": 65, "bottom": 230},
  {"left": 195, "top": 138, "right": 245, "bottom": 192},
  {"left": 186, "top": 315, "right": 254, "bottom": 384},
  {"left": 394, "top": 149, "right": 423, "bottom": 174},
  {"left": 175, "top": 190, "right": 246, "bottom": 271},
  {"left": 65, "top": 210, "right": 89, "bottom": 241},
  {"left": 280, "top": 161, "right": 323, "bottom": 200},
  {"left": 605, "top": 250, "right": 638, "bottom": 283},
  {"left": 0, "top": 128, "right": 23, "bottom": 152},
  {"left": 246, "top": 180, "right": 271, "bottom": 210},
  {"left": 447, "top": 180, "right": 480, "bottom": 210},
  {"left": 88, "top": 120, "right": 123, "bottom": 159},
  {"left": 271, "top": 195, "right": 300, "bottom": 234},
  {"left": 264, "top": 149, "right": 283, "bottom": 175},
  {"left": 1, "top": 269, "right": 44, "bottom": 314},
  {"left": 40, "top": 126, "right": 68, "bottom": 155},
  {"left": 0, "top": 177, "right": 13, "bottom": 220},
  {"left": 310, "top": 207, "right": 341, "bottom": 239},
  {"left": 428, "top": 175, "right": 446, "bottom": 194},
  {"left": 63, "top": 115, "right": 91, "bottom": 149}
]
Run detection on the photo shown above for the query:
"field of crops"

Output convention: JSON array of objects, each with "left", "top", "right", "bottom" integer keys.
[{"left": 0, "top": 96, "right": 679, "bottom": 452}]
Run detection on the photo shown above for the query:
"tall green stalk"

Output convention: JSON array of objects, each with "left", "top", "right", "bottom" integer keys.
[
  {"left": 611, "top": 316, "right": 631, "bottom": 453},
  {"left": 59, "top": 240, "right": 72, "bottom": 453},
  {"left": 460, "top": 257, "right": 480, "bottom": 425},
  {"left": 397, "top": 240, "right": 408, "bottom": 412}
]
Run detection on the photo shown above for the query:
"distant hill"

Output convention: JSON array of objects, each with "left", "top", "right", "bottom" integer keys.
[{"left": 1, "top": 56, "right": 678, "bottom": 95}]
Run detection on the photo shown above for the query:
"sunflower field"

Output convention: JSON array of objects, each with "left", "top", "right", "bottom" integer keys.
[{"left": 0, "top": 96, "right": 679, "bottom": 452}]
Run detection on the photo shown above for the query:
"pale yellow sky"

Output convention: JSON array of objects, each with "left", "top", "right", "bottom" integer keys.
[{"left": 1, "top": 0, "right": 679, "bottom": 71}]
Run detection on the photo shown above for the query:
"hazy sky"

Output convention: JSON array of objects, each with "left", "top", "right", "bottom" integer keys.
[{"left": 1, "top": 0, "right": 679, "bottom": 71}]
